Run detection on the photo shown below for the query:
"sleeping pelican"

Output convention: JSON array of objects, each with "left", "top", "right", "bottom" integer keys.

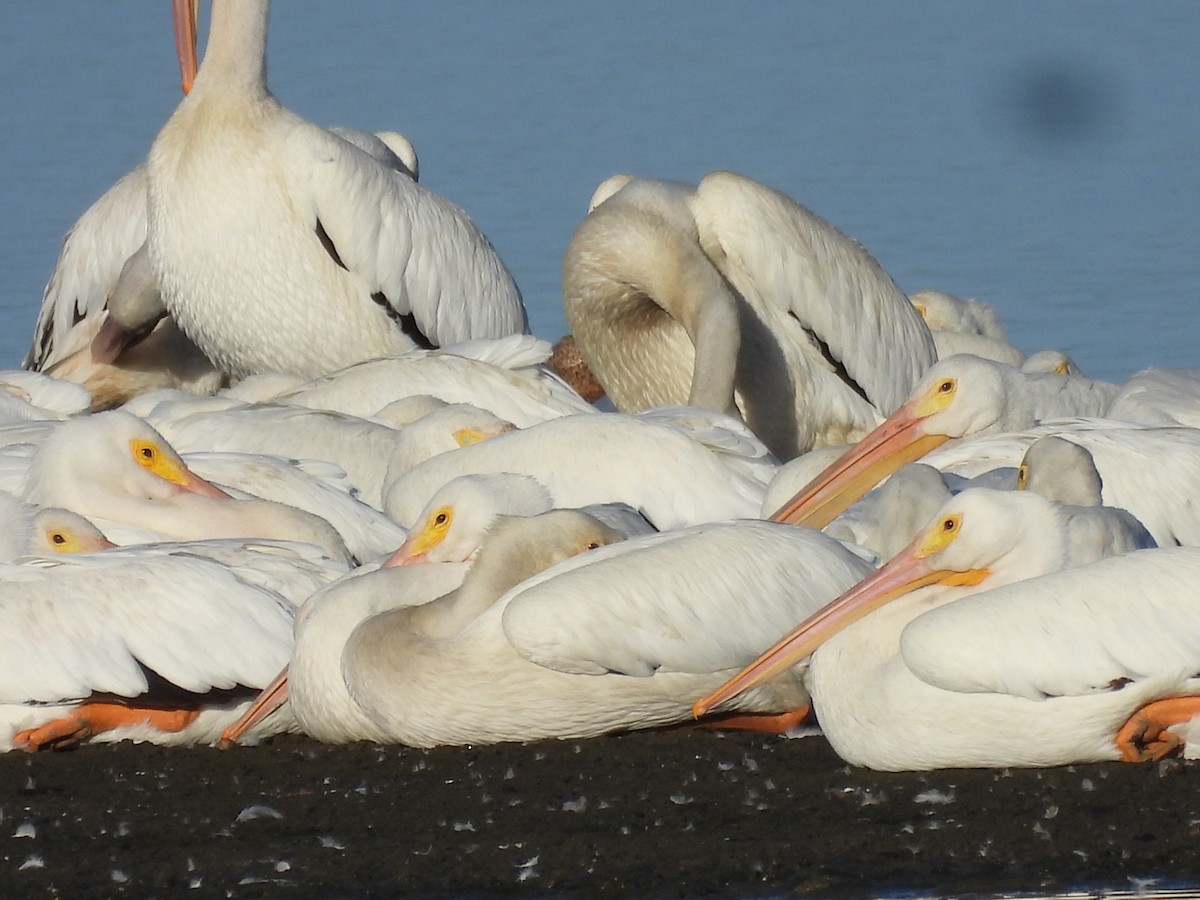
[
  {"left": 563, "top": 172, "right": 937, "bottom": 459},
  {"left": 1, "top": 549, "right": 295, "bottom": 752},
  {"left": 222, "top": 511, "right": 873, "bottom": 748},
  {"left": 147, "top": 0, "right": 527, "bottom": 379},
  {"left": 695, "top": 489, "right": 1200, "bottom": 769}
]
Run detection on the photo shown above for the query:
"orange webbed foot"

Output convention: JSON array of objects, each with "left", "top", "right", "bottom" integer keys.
[
  {"left": 13, "top": 701, "right": 201, "bottom": 752},
  {"left": 1115, "top": 695, "right": 1200, "bottom": 762}
]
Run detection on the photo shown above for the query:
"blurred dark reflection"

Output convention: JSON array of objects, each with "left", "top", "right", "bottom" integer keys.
[{"left": 992, "top": 57, "right": 1122, "bottom": 145}]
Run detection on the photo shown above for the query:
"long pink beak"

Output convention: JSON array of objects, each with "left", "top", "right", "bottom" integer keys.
[
  {"left": 692, "top": 541, "right": 988, "bottom": 718},
  {"left": 172, "top": 0, "right": 199, "bottom": 94},
  {"left": 769, "top": 400, "right": 949, "bottom": 529},
  {"left": 177, "top": 467, "right": 235, "bottom": 500},
  {"left": 382, "top": 537, "right": 425, "bottom": 568},
  {"left": 220, "top": 666, "right": 290, "bottom": 747}
]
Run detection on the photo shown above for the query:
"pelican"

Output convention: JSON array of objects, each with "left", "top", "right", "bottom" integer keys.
[
  {"left": 19, "top": 410, "right": 351, "bottom": 563},
  {"left": 695, "top": 489, "right": 1200, "bottom": 769},
  {"left": 222, "top": 511, "right": 873, "bottom": 748},
  {"left": 906, "top": 289, "right": 1025, "bottom": 367},
  {"left": 268, "top": 336, "right": 597, "bottom": 427},
  {"left": 147, "top": 0, "right": 527, "bottom": 380},
  {"left": 563, "top": 171, "right": 937, "bottom": 460},
  {"left": 0, "top": 493, "right": 116, "bottom": 561},
  {"left": 1, "top": 549, "right": 295, "bottom": 752},
  {"left": 769, "top": 354, "right": 1123, "bottom": 529},
  {"left": 383, "top": 408, "right": 776, "bottom": 531},
  {"left": 1106, "top": 368, "right": 1200, "bottom": 429},
  {"left": 387, "top": 472, "right": 655, "bottom": 566}
]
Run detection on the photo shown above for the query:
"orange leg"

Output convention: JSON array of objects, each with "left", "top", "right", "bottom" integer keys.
[
  {"left": 13, "top": 701, "right": 201, "bottom": 752},
  {"left": 696, "top": 704, "right": 813, "bottom": 735},
  {"left": 1115, "top": 695, "right": 1200, "bottom": 762}
]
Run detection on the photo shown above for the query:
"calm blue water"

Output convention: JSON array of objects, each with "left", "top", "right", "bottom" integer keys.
[{"left": 2, "top": 3, "right": 1198, "bottom": 383}]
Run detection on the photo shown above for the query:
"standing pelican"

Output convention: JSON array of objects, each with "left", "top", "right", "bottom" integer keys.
[
  {"left": 563, "top": 172, "right": 937, "bottom": 459},
  {"left": 147, "top": 0, "right": 527, "bottom": 380},
  {"left": 696, "top": 489, "right": 1200, "bottom": 769}
]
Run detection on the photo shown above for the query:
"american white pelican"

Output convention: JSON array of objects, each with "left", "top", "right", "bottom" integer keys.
[
  {"left": 769, "top": 354, "right": 1123, "bottom": 529},
  {"left": 269, "top": 336, "right": 597, "bottom": 427},
  {"left": 1106, "top": 368, "right": 1200, "bottom": 429},
  {"left": 386, "top": 472, "right": 655, "bottom": 566},
  {"left": 695, "top": 488, "right": 1200, "bottom": 769},
  {"left": 821, "top": 463, "right": 952, "bottom": 564},
  {"left": 383, "top": 408, "right": 776, "bottom": 531},
  {"left": 1, "top": 549, "right": 295, "bottom": 751},
  {"left": 130, "top": 395, "right": 412, "bottom": 510},
  {"left": 0, "top": 493, "right": 115, "bottom": 561},
  {"left": 181, "top": 451, "right": 408, "bottom": 563},
  {"left": 147, "top": 0, "right": 527, "bottom": 380},
  {"left": 19, "top": 410, "right": 351, "bottom": 562},
  {"left": 906, "top": 290, "right": 1025, "bottom": 368},
  {"left": 223, "top": 510, "right": 874, "bottom": 747},
  {"left": 563, "top": 171, "right": 937, "bottom": 459}
]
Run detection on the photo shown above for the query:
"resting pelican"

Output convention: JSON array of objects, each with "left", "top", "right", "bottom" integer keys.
[
  {"left": 695, "top": 489, "right": 1200, "bottom": 769},
  {"left": 223, "top": 511, "right": 873, "bottom": 747},
  {"left": 269, "top": 336, "right": 597, "bottom": 427},
  {"left": 769, "top": 354, "right": 1123, "bottom": 529},
  {"left": 0, "top": 493, "right": 116, "bottom": 561},
  {"left": 383, "top": 408, "right": 776, "bottom": 531},
  {"left": 907, "top": 289, "right": 1025, "bottom": 367},
  {"left": 20, "top": 411, "right": 351, "bottom": 562},
  {"left": 1106, "top": 368, "right": 1200, "bottom": 429},
  {"left": 147, "top": 0, "right": 527, "bottom": 379},
  {"left": 563, "top": 172, "right": 937, "bottom": 459},
  {"left": 1, "top": 549, "right": 295, "bottom": 752},
  {"left": 386, "top": 472, "right": 655, "bottom": 566}
]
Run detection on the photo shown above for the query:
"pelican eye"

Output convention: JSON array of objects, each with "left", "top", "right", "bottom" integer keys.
[
  {"left": 433, "top": 512, "right": 449, "bottom": 526},
  {"left": 51, "top": 532, "right": 67, "bottom": 545},
  {"left": 937, "top": 379, "right": 955, "bottom": 394},
  {"left": 586, "top": 541, "right": 601, "bottom": 550},
  {"left": 941, "top": 517, "right": 957, "bottom": 532},
  {"left": 1017, "top": 464, "right": 1029, "bottom": 490}
]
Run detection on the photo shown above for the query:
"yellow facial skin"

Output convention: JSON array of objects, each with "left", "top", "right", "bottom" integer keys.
[{"left": 383, "top": 507, "right": 454, "bottom": 567}]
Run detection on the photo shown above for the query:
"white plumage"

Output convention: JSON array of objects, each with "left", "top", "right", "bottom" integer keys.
[
  {"left": 146, "top": 0, "right": 527, "bottom": 379},
  {"left": 564, "top": 171, "right": 937, "bottom": 459},
  {"left": 697, "top": 489, "right": 1200, "bottom": 770}
]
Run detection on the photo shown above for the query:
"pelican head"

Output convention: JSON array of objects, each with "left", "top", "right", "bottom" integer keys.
[
  {"left": 383, "top": 474, "right": 552, "bottom": 566},
  {"left": 770, "top": 355, "right": 1013, "bottom": 528},
  {"left": 697, "top": 488, "right": 1069, "bottom": 717}
]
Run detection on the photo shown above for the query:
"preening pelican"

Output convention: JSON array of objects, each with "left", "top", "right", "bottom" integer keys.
[
  {"left": 23, "top": 166, "right": 224, "bottom": 409},
  {"left": 223, "top": 511, "right": 873, "bottom": 748},
  {"left": 147, "top": 0, "right": 527, "bottom": 379},
  {"left": 696, "top": 488, "right": 1200, "bottom": 770},
  {"left": 769, "top": 354, "right": 1122, "bottom": 529},
  {"left": 0, "top": 549, "right": 295, "bottom": 751},
  {"left": 563, "top": 171, "right": 937, "bottom": 459}
]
